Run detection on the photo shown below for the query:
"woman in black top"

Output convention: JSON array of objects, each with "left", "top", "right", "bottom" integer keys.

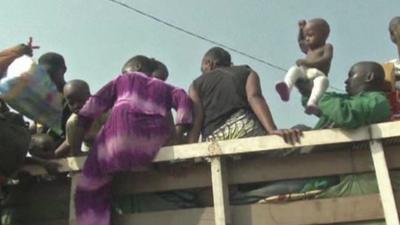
[{"left": 188, "top": 47, "right": 301, "bottom": 144}]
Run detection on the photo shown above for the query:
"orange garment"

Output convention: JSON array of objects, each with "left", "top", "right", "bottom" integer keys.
[{"left": 383, "top": 62, "right": 400, "bottom": 120}]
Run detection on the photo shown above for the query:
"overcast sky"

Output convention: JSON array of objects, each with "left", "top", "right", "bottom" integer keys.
[{"left": 1, "top": 0, "right": 399, "bottom": 128}]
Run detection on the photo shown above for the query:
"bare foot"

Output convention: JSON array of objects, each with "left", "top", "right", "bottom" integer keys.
[
  {"left": 305, "top": 104, "right": 322, "bottom": 116},
  {"left": 275, "top": 82, "right": 290, "bottom": 101}
]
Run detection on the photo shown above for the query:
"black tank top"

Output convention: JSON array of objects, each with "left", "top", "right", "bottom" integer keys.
[{"left": 193, "top": 65, "right": 251, "bottom": 136}]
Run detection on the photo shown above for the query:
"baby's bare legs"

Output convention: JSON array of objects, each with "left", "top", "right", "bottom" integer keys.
[
  {"left": 276, "top": 66, "right": 306, "bottom": 101},
  {"left": 305, "top": 69, "right": 329, "bottom": 115}
]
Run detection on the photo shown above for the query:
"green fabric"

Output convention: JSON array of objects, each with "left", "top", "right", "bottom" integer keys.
[
  {"left": 310, "top": 172, "right": 400, "bottom": 225},
  {"left": 318, "top": 174, "right": 379, "bottom": 198},
  {"left": 299, "top": 91, "right": 391, "bottom": 197},
  {"left": 113, "top": 192, "right": 192, "bottom": 214},
  {"left": 341, "top": 220, "right": 385, "bottom": 225},
  {"left": 318, "top": 171, "right": 400, "bottom": 198},
  {"left": 302, "top": 91, "right": 391, "bottom": 129},
  {"left": 299, "top": 176, "right": 339, "bottom": 193}
]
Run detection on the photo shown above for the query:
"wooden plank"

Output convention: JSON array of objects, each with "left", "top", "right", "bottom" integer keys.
[
  {"left": 113, "top": 207, "right": 215, "bottom": 225},
  {"left": 110, "top": 194, "right": 389, "bottom": 225},
  {"left": 113, "top": 162, "right": 210, "bottom": 194},
  {"left": 154, "top": 126, "right": 371, "bottom": 161},
  {"left": 370, "top": 121, "right": 400, "bottom": 139},
  {"left": 369, "top": 140, "right": 400, "bottom": 225},
  {"left": 113, "top": 146, "right": 400, "bottom": 195},
  {"left": 210, "top": 157, "right": 231, "bottom": 225},
  {"left": 10, "top": 219, "right": 69, "bottom": 225},
  {"left": 69, "top": 174, "right": 79, "bottom": 224},
  {"left": 232, "top": 194, "right": 385, "bottom": 225},
  {"left": 21, "top": 146, "right": 400, "bottom": 196},
  {"left": 24, "top": 121, "right": 400, "bottom": 175},
  {"left": 26, "top": 127, "right": 368, "bottom": 175}
]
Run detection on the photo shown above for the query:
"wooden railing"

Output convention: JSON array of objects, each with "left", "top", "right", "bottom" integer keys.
[{"left": 15, "top": 121, "right": 400, "bottom": 225}]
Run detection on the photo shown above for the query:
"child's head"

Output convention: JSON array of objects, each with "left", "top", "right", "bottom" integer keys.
[
  {"left": 121, "top": 55, "right": 154, "bottom": 75},
  {"left": 303, "top": 18, "right": 330, "bottom": 49},
  {"left": 389, "top": 17, "right": 400, "bottom": 46},
  {"left": 38, "top": 52, "right": 67, "bottom": 92},
  {"left": 29, "top": 133, "right": 56, "bottom": 157},
  {"left": 345, "top": 61, "right": 385, "bottom": 96},
  {"left": 63, "top": 80, "right": 91, "bottom": 113},
  {"left": 201, "top": 47, "right": 231, "bottom": 73},
  {"left": 151, "top": 59, "right": 169, "bottom": 81}
]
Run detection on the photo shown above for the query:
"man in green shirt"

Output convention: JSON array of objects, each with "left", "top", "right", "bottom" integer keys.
[
  {"left": 295, "top": 61, "right": 391, "bottom": 193},
  {"left": 300, "top": 61, "right": 390, "bottom": 129},
  {"left": 232, "top": 61, "right": 391, "bottom": 204}
]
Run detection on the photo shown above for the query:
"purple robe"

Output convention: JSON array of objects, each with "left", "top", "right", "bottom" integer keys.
[{"left": 74, "top": 72, "right": 192, "bottom": 225}]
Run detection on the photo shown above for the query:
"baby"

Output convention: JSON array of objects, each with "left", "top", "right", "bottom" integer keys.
[{"left": 276, "top": 18, "right": 333, "bottom": 115}]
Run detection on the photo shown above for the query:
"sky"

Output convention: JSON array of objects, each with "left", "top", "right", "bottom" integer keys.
[{"left": 0, "top": 0, "right": 399, "bottom": 128}]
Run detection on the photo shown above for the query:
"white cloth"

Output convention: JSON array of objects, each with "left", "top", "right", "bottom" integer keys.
[{"left": 284, "top": 65, "right": 329, "bottom": 106}]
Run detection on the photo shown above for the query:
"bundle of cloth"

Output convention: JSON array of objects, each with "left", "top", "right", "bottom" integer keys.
[{"left": 0, "top": 55, "right": 63, "bottom": 135}]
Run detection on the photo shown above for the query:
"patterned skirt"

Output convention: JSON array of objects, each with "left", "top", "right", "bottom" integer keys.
[{"left": 204, "top": 109, "right": 266, "bottom": 142}]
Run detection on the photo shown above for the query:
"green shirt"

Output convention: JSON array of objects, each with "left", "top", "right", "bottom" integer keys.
[
  {"left": 303, "top": 91, "right": 391, "bottom": 129},
  {"left": 300, "top": 91, "right": 390, "bottom": 193}
]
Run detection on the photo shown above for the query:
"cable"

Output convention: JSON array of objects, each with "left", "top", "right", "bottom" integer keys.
[
  {"left": 106, "top": 0, "right": 287, "bottom": 72},
  {"left": 329, "top": 86, "right": 344, "bottom": 92},
  {"left": 106, "top": 0, "right": 345, "bottom": 92}
]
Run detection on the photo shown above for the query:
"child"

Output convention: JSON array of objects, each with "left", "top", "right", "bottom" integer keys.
[
  {"left": 74, "top": 55, "right": 193, "bottom": 225},
  {"left": 29, "top": 133, "right": 56, "bottom": 159},
  {"left": 54, "top": 79, "right": 109, "bottom": 157},
  {"left": 276, "top": 18, "right": 333, "bottom": 115}
]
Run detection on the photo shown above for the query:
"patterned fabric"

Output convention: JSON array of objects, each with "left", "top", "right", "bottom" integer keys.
[
  {"left": 0, "top": 56, "right": 63, "bottom": 134},
  {"left": 74, "top": 72, "right": 192, "bottom": 225},
  {"left": 204, "top": 109, "right": 265, "bottom": 141}
]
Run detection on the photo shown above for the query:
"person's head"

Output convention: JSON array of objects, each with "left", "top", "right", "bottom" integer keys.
[
  {"left": 201, "top": 47, "right": 231, "bottom": 73},
  {"left": 63, "top": 80, "right": 91, "bottom": 113},
  {"left": 151, "top": 59, "right": 169, "bottom": 81},
  {"left": 389, "top": 17, "right": 400, "bottom": 45},
  {"left": 121, "top": 55, "right": 155, "bottom": 75},
  {"left": 345, "top": 61, "right": 385, "bottom": 96},
  {"left": 303, "top": 18, "right": 330, "bottom": 49},
  {"left": 38, "top": 52, "right": 67, "bottom": 92},
  {"left": 29, "top": 133, "right": 56, "bottom": 156}
]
